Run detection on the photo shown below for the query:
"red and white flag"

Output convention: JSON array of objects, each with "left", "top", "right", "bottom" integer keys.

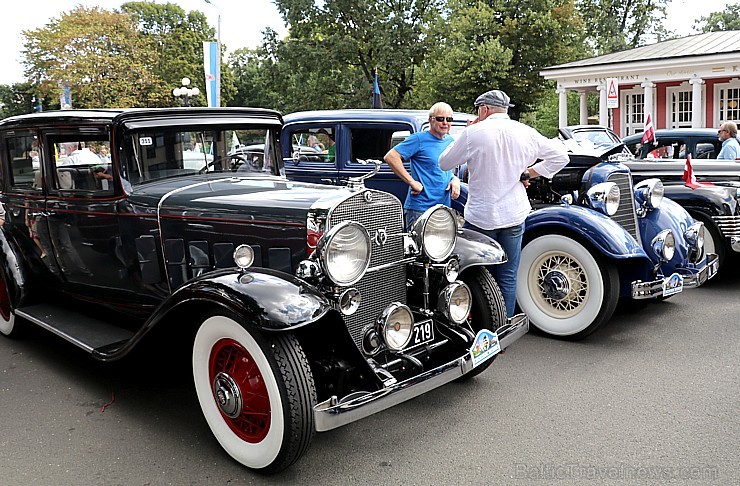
[
  {"left": 683, "top": 154, "right": 714, "bottom": 189},
  {"left": 641, "top": 113, "right": 655, "bottom": 145}
]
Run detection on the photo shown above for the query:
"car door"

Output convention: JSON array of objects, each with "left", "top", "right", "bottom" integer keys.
[
  {"left": 282, "top": 123, "right": 340, "bottom": 185},
  {"left": 41, "top": 129, "right": 125, "bottom": 295}
]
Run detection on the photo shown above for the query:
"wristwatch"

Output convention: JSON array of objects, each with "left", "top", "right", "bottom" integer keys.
[{"left": 520, "top": 171, "right": 531, "bottom": 181}]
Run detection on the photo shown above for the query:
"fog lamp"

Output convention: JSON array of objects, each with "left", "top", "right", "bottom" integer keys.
[
  {"left": 438, "top": 282, "right": 472, "bottom": 324},
  {"left": 233, "top": 245, "right": 255, "bottom": 269},
  {"left": 380, "top": 303, "right": 414, "bottom": 351}
]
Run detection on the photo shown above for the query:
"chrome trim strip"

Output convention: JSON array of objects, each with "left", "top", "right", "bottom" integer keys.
[{"left": 313, "top": 314, "right": 528, "bottom": 432}]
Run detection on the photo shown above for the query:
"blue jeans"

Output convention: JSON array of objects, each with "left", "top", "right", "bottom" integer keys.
[
  {"left": 463, "top": 221, "right": 525, "bottom": 318},
  {"left": 404, "top": 208, "right": 426, "bottom": 231}
]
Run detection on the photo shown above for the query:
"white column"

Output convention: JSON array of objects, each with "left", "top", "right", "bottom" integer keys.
[
  {"left": 597, "top": 85, "right": 608, "bottom": 126},
  {"left": 557, "top": 87, "right": 568, "bottom": 127},
  {"left": 579, "top": 91, "right": 589, "bottom": 125},
  {"left": 641, "top": 81, "right": 655, "bottom": 125},
  {"left": 689, "top": 78, "right": 704, "bottom": 128}
]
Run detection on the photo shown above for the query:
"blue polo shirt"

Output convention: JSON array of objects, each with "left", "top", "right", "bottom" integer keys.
[{"left": 393, "top": 131, "right": 454, "bottom": 211}]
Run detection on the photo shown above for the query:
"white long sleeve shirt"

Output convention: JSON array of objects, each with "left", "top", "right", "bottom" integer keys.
[{"left": 439, "top": 113, "right": 569, "bottom": 230}]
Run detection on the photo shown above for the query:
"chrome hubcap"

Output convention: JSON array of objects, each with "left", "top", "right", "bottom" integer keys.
[
  {"left": 542, "top": 270, "right": 570, "bottom": 300},
  {"left": 213, "top": 372, "right": 243, "bottom": 419}
]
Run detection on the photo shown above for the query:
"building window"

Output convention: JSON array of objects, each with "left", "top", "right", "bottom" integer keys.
[
  {"left": 621, "top": 88, "right": 644, "bottom": 137},
  {"left": 715, "top": 79, "right": 740, "bottom": 126},
  {"left": 666, "top": 84, "right": 693, "bottom": 128}
]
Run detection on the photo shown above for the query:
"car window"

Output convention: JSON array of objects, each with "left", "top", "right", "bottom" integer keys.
[
  {"left": 288, "top": 127, "right": 335, "bottom": 163},
  {"left": 124, "top": 126, "right": 279, "bottom": 185},
  {"left": 348, "top": 126, "right": 402, "bottom": 163},
  {"left": 48, "top": 135, "right": 113, "bottom": 194},
  {"left": 695, "top": 142, "right": 717, "bottom": 159},
  {"left": 3, "top": 131, "right": 40, "bottom": 191}
]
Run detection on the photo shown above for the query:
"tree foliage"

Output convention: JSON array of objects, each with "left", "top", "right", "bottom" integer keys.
[
  {"left": 577, "top": 0, "right": 671, "bottom": 54},
  {"left": 20, "top": 3, "right": 229, "bottom": 110},
  {"left": 699, "top": 3, "right": 740, "bottom": 31},
  {"left": 266, "top": 0, "right": 442, "bottom": 109},
  {"left": 22, "top": 6, "right": 162, "bottom": 108},
  {"left": 415, "top": 0, "right": 586, "bottom": 115}
]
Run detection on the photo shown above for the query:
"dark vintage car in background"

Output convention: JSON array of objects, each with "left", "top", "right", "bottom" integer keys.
[
  {"left": 283, "top": 111, "right": 717, "bottom": 340},
  {"left": 562, "top": 125, "right": 740, "bottom": 275},
  {"left": 622, "top": 128, "right": 725, "bottom": 160},
  {"left": 0, "top": 108, "right": 528, "bottom": 473}
]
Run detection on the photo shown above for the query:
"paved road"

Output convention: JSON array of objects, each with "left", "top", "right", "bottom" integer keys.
[{"left": 1, "top": 270, "right": 738, "bottom": 485}]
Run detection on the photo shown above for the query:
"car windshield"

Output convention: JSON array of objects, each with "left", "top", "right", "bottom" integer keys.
[{"left": 122, "top": 125, "right": 281, "bottom": 185}]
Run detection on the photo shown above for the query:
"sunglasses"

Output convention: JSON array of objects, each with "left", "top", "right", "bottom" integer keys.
[
  {"left": 718, "top": 129, "right": 727, "bottom": 133},
  {"left": 433, "top": 116, "right": 454, "bottom": 122}
]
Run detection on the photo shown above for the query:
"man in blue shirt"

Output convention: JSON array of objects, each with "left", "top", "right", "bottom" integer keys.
[
  {"left": 384, "top": 102, "right": 459, "bottom": 230},
  {"left": 717, "top": 122, "right": 740, "bottom": 160}
]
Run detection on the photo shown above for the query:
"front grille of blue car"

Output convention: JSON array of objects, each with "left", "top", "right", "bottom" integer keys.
[
  {"left": 607, "top": 172, "right": 641, "bottom": 242},
  {"left": 328, "top": 190, "right": 406, "bottom": 348}
]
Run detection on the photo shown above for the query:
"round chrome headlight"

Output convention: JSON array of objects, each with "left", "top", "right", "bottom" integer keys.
[
  {"left": 413, "top": 206, "right": 457, "bottom": 262},
  {"left": 317, "top": 221, "right": 371, "bottom": 286},
  {"left": 587, "top": 182, "right": 620, "bottom": 216},
  {"left": 380, "top": 303, "right": 414, "bottom": 351},
  {"left": 634, "top": 178, "right": 664, "bottom": 209},
  {"left": 233, "top": 244, "right": 255, "bottom": 269},
  {"left": 684, "top": 222, "right": 705, "bottom": 259},
  {"left": 438, "top": 282, "right": 472, "bottom": 324},
  {"left": 651, "top": 229, "right": 676, "bottom": 262}
]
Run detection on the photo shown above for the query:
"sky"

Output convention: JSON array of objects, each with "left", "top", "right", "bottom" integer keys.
[{"left": 0, "top": 0, "right": 732, "bottom": 86}]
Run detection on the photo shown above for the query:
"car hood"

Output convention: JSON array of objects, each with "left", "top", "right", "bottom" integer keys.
[{"left": 126, "top": 175, "right": 344, "bottom": 224}]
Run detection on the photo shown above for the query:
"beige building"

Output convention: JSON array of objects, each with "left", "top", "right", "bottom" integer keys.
[{"left": 540, "top": 31, "right": 740, "bottom": 137}]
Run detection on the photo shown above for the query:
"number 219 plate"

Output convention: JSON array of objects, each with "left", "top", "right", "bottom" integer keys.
[{"left": 410, "top": 319, "right": 434, "bottom": 348}]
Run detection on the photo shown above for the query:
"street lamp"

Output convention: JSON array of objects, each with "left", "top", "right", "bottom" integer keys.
[{"left": 172, "top": 77, "right": 200, "bottom": 107}]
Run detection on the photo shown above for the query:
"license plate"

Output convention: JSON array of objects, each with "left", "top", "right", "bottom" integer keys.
[{"left": 410, "top": 319, "right": 434, "bottom": 348}]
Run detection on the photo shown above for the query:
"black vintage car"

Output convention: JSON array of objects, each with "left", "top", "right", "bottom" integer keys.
[{"left": 0, "top": 108, "right": 527, "bottom": 473}]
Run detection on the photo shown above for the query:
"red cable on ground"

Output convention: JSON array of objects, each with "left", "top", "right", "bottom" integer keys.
[{"left": 101, "top": 392, "right": 115, "bottom": 412}]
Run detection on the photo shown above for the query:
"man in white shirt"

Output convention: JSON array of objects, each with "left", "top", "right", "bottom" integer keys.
[{"left": 438, "top": 89, "right": 569, "bottom": 317}]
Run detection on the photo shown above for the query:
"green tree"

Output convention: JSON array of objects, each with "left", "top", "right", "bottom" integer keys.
[
  {"left": 577, "top": 0, "right": 671, "bottom": 54},
  {"left": 699, "top": 3, "right": 740, "bottom": 31},
  {"left": 0, "top": 82, "right": 46, "bottom": 118},
  {"left": 121, "top": 1, "right": 236, "bottom": 106},
  {"left": 417, "top": 0, "right": 586, "bottom": 116},
  {"left": 268, "top": 0, "right": 443, "bottom": 109},
  {"left": 22, "top": 6, "right": 162, "bottom": 108}
]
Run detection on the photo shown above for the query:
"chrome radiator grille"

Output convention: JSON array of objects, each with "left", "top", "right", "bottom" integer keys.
[
  {"left": 607, "top": 172, "right": 641, "bottom": 242},
  {"left": 713, "top": 215, "right": 740, "bottom": 237},
  {"left": 328, "top": 190, "right": 406, "bottom": 347}
]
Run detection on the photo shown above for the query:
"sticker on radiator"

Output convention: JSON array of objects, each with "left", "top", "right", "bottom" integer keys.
[
  {"left": 469, "top": 329, "right": 500, "bottom": 368},
  {"left": 662, "top": 273, "right": 684, "bottom": 297}
]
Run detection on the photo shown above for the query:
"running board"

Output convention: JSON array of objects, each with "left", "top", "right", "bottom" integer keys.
[{"left": 16, "top": 304, "right": 135, "bottom": 354}]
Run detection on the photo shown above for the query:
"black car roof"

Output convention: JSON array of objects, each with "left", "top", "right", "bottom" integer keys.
[{"left": 0, "top": 107, "right": 283, "bottom": 130}]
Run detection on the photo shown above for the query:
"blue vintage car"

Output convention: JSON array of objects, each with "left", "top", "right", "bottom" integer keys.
[
  {"left": 560, "top": 125, "right": 740, "bottom": 275},
  {"left": 283, "top": 110, "right": 718, "bottom": 340}
]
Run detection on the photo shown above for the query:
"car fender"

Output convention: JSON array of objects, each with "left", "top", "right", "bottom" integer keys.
[
  {"left": 661, "top": 183, "right": 739, "bottom": 217},
  {"left": 166, "top": 267, "right": 333, "bottom": 331},
  {"left": 454, "top": 227, "right": 507, "bottom": 271},
  {"left": 639, "top": 197, "right": 695, "bottom": 266},
  {"left": 525, "top": 205, "right": 649, "bottom": 261},
  {"left": 0, "top": 229, "right": 32, "bottom": 310}
]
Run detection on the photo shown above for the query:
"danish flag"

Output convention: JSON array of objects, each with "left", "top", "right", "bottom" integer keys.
[
  {"left": 682, "top": 154, "right": 714, "bottom": 189},
  {"left": 641, "top": 113, "right": 655, "bottom": 145}
]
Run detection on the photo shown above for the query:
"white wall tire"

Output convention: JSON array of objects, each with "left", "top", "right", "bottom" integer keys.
[
  {"left": 516, "top": 234, "right": 618, "bottom": 339},
  {"left": 0, "top": 272, "right": 17, "bottom": 337},
  {"left": 193, "top": 315, "right": 315, "bottom": 473}
]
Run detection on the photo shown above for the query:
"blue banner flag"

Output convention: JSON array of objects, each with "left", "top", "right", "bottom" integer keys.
[
  {"left": 203, "top": 41, "right": 219, "bottom": 107},
  {"left": 372, "top": 69, "right": 383, "bottom": 109}
]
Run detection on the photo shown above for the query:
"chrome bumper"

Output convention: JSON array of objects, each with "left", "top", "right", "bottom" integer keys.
[
  {"left": 682, "top": 253, "right": 719, "bottom": 288},
  {"left": 313, "top": 313, "right": 529, "bottom": 432},
  {"left": 731, "top": 236, "right": 740, "bottom": 253},
  {"left": 631, "top": 253, "right": 719, "bottom": 299}
]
